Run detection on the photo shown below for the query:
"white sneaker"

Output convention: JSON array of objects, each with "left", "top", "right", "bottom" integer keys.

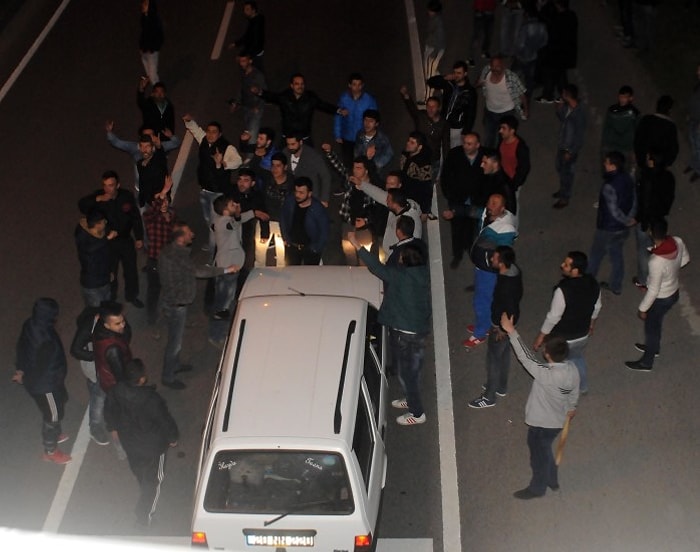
[
  {"left": 391, "top": 398, "right": 408, "bottom": 409},
  {"left": 396, "top": 412, "right": 426, "bottom": 426}
]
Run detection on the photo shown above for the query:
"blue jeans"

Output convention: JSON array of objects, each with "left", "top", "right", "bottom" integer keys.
[
  {"left": 634, "top": 224, "right": 653, "bottom": 285},
  {"left": 588, "top": 228, "right": 630, "bottom": 293},
  {"left": 567, "top": 335, "right": 589, "bottom": 393},
  {"left": 473, "top": 267, "right": 498, "bottom": 338},
  {"left": 484, "top": 328, "right": 510, "bottom": 400},
  {"left": 86, "top": 377, "right": 106, "bottom": 432},
  {"left": 483, "top": 109, "right": 515, "bottom": 150},
  {"left": 471, "top": 10, "right": 494, "bottom": 59},
  {"left": 642, "top": 290, "right": 679, "bottom": 367},
  {"left": 499, "top": 8, "right": 523, "bottom": 57},
  {"left": 81, "top": 284, "right": 111, "bottom": 308},
  {"left": 162, "top": 304, "right": 187, "bottom": 382},
  {"left": 555, "top": 150, "right": 578, "bottom": 200},
  {"left": 527, "top": 426, "right": 561, "bottom": 496},
  {"left": 390, "top": 329, "right": 427, "bottom": 417},
  {"left": 243, "top": 106, "right": 264, "bottom": 142}
]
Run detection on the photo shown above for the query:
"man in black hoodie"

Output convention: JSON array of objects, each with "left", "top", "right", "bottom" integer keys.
[
  {"left": 468, "top": 246, "right": 523, "bottom": 408},
  {"left": 15, "top": 298, "right": 72, "bottom": 464},
  {"left": 105, "top": 359, "right": 179, "bottom": 527}
]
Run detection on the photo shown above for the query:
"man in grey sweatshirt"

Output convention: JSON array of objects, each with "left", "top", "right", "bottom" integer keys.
[{"left": 500, "top": 312, "right": 579, "bottom": 499}]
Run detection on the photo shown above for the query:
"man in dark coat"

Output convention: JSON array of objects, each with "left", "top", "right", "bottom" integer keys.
[
  {"left": 105, "top": 359, "right": 179, "bottom": 526},
  {"left": 15, "top": 298, "right": 71, "bottom": 464}
]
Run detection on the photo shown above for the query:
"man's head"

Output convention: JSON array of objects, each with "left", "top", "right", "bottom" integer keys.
[
  {"left": 294, "top": 176, "right": 313, "bottom": 205},
  {"left": 385, "top": 171, "right": 403, "bottom": 190},
  {"left": 362, "top": 109, "right": 380, "bottom": 134},
  {"left": 256, "top": 127, "right": 275, "bottom": 149},
  {"left": 543, "top": 335, "right": 569, "bottom": 363},
  {"left": 285, "top": 135, "right": 303, "bottom": 155},
  {"left": 399, "top": 243, "right": 426, "bottom": 267},
  {"left": 101, "top": 170, "right": 120, "bottom": 199},
  {"left": 213, "top": 194, "right": 237, "bottom": 216},
  {"left": 427, "top": 1, "right": 442, "bottom": 15},
  {"left": 395, "top": 214, "right": 415, "bottom": 241},
  {"left": 462, "top": 132, "right": 481, "bottom": 156},
  {"left": 498, "top": 115, "right": 519, "bottom": 142},
  {"left": 138, "top": 134, "right": 155, "bottom": 159},
  {"left": 489, "top": 55, "right": 506, "bottom": 78},
  {"left": 348, "top": 73, "right": 364, "bottom": 97},
  {"left": 561, "top": 84, "right": 579, "bottom": 106},
  {"left": 205, "top": 121, "right": 223, "bottom": 144},
  {"left": 290, "top": 73, "right": 305, "bottom": 97},
  {"left": 243, "top": 1, "right": 258, "bottom": 18},
  {"left": 426, "top": 96, "right": 441, "bottom": 119},
  {"left": 99, "top": 301, "right": 126, "bottom": 334},
  {"left": 386, "top": 189, "right": 408, "bottom": 214},
  {"left": 656, "top": 95, "right": 674, "bottom": 116},
  {"left": 480, "top": 148, "right": 501, "bottom": 175},
  {"left": 486, "top": 193, "right": 506, "bottom": 218},
  {"left": 561, "top": 251, "right": 587, "bottom": 278},
  {"left": 151, "top": 82, "right": 167, "bottom": 101},
  {"left": 125, "top": 358, "right": 147, "bottom": 386},
  {"left": 237, "top": 168, "right": 256, "bottom": 192},
  {"left": 405, "top": 131, "right": 426, "bottom": 155},
  {"left": 491, "top": 245, "right": 515, "bottom": 271},
  {"left": 649, "top": 218, "right": 669, "bottom": 243},
  {"left": 352, "top": 156, "right": 371, "bottom": 180},
  {"left": 86, "top": 208, "right": 107, "bottom": 231},
  {"left": 603, "top": 151, "right": 625, "bottom": 173},
  {"left": 618, "top": 85, "right": 634, "bottom": 106},
  {"left": 452, "top": 61, "right": 469, "bottom": 85},
  {"left": 172, "top": 221, "right": 195, "bottom": 246},
  {"left": 270, "top": 152, "right": 288, "bottom": 178},
  {"left": 237, "top": 53, "right": 253, "bottom": 72}
]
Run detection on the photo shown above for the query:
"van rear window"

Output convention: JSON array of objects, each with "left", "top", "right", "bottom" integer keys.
[{"left": 204, "top": 450, "right": 355, "bottom": 515}]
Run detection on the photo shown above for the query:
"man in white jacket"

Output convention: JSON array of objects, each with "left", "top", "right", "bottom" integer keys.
[{"left": 625, "top": 219, "right": 690, "bottom": 371}]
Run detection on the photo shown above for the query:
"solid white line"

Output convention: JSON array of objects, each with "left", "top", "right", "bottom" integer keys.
[
  {"left": 169, "top": 131, "right": 194, "bottom": 201},
  {"left": 679, "top": 286, "right": 700, "bottom": 336},
  {"left": 426, "top": 190, "right": 462, "bottom": 552},
  {"left": 0, "top": 0, "right": 72, "bottom": 105},
  {"left": 210, "top": 1, "right": 235, "bottom": 61},
  {"left": 42, "top": 408, "right": 91, "bottom": 532},
  {"left": 403, "top": 0, "right": 427, "bottom": 103}
]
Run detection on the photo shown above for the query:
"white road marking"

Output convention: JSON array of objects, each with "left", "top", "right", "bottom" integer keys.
[
  {"left": 403, "top": 0, "right": 427, "bottom": 103},
  {"left": 0, "top": 0, "right": 72, "bottom": 105},
  {"left": 679, "top": 287, "right": 700, "bottom": 336},
  {"left": 169, "top": 131, "right": 193, "bottom": 201},
  {"left": 210, "top": 1, "right": 235, "bottom": 61}
]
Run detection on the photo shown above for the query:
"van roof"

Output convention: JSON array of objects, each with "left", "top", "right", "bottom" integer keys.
[
  {"left": 239, "top": 266, "right": 383, "bottom": 309},
  {"left": 213, "top": 292, "right": 369, "bottom": 447}
]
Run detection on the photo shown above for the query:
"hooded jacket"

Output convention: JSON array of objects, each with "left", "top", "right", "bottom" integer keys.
[{"left": 639, "top": 236, "right": 690, "bottom": 312}]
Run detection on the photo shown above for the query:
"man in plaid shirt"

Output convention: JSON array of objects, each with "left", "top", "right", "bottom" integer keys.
[{"left": 143, "top": 195, "right": 177, "bottom": 326}]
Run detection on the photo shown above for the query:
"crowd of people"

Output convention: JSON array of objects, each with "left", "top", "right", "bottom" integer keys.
[{"left": 12, "top": 0, "right": 695, "bottom": 525}]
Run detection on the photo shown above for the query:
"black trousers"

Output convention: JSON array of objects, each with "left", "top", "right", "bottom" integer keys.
[
  {"left": 109, "top": 238, "right": 139, "bottom": 301},
  {"left": 449, "top": 216, "right": 474, "bottom": 260},
  {"left": 31, "top": 388, "right": 67, "bottom": 453},
  {"left": 125, "top": 449, "right": 166, "bottom": 525}
]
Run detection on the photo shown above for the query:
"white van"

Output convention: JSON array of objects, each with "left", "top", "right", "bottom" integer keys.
[{"left": 192, "top": 266, "right": 389, "bottom": 552}]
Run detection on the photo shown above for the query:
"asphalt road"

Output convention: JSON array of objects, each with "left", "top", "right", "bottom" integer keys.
[{"left": 2, "top": 1, "right": 700, "bottom": 552}]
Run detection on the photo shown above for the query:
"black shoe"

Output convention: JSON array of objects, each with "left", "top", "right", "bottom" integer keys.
[
  {"left": 174, "top": 364, "right": 193, "bottom": 374},
  {"left": 552, "top": 199, "right": 569, "bottom": 209},
  {"left": 513, "top": 488, "right": 544, "bottom": 500},
  {"left": 548, "top": 483, "right": 560, "bottom": 491},
  {"left": 161, "top": 379, "right": 186, "bottom": 390},
  {"left": 551, "top": 190, "right": 561, "bottom": 198},
  {"left": 449, "top": 257, "right": 462, "bottom": 270},
  {"left": 625, "top": 360, "right": 652, "bottom": 372},
  {"left": 634, "top": 343, "right": 659, "bottom": 357},
  {"left": 128, "top": 298, "right": 145, "bottom": 308},
  {"left": 600, "top": 281, "right": 621, "bottom": 295},
  {"left": 212, "top": 310, "right": 230, "bottom": 320}
]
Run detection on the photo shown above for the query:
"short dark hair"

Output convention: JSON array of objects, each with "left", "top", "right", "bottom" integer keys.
[
  {"left": 499, "top": 114, "right": 519, "bottom": 132},
  {"left": 86, "top": 208, "right": 106, "bottom": 228},
  {"left": 396, "top": 214, "right": 416, "bottom": 238},
  {"left": 650, "top": 218, "right": 668, "bottom": 241},
  {"left": 206, "top": 121, "right": 222, "bottom": 132},
  {"left": 138, "top": 134, "right": 153, "bottom": 144},
  {"left": 243, "top": 0, "right": 258, "bottom": 11},
  {"left": 544, "top": 335, "right": 569, "bottom": 362},
  {"left": 125, "top": 358, "right": 146, "bottom": 386},
  {"left": 387, "top": 188, "right": 408, "bottom": 207},
  {"left": 408, "top": 130, "right": 427, "bottom": 147},
  {"left": 481, "top": 147, "right": 500, "bottom": 163},
  {"left": 619, "top": 85, "right": 634, "bottom": 96},
  {"left": 289, "top": 72, "right": 305, "bottom": 83},
  {"left": 286, "top": 133, "right": 305, "bottom": 143},
  {"left": 258, "top": 127, "right": 275, "bottom": 142},
  {"left": 605, "top": 150, "right": 626, "bottom": 170},
  {"left": 562, "top": 83, "right": 579, "bottom": 100},
  {"left": 294, "top": 176, "right": 313, "bottom": 191},
  {"left": 271, "top": 152, "right": 288, "bottom": 165},
  {"left": 213, "top": 194, "right": 229, "bottom": 216},
  {"left": 387, "top": 170, "right": 403, "bottom": 184},
  {"left": 453, "top": 60, "right": 469, "bottom": 72},
  {"left": 172, "top": 221, "right": 190, "bottom": 239},
  {"left": 567, "top": 251, "right": 588, "bottom": 274},
  {"left": 400, "top": 243, "right": 426, "bottom": 267},
  {"left": 352, "top": 156, "right": 372, "bottom": 172},
  {"left": 102, "top": 170, "right": 119, "bottom": 182},
  {"left": 428, "top": 0, "right": 443, "bottom": 13},
  {"left": 152, "top": 82, "right": 166, "bottom": 91},
  {"left": 495, "top": 245, "right": 515, "bottom": 268},
  {"left": 363, "top": 109, "right": 380, "bottom": 123},
  {"left": 656, "top": 95, "right": 674, "bottom": 115},
  {"left": 348, "top": 72, "right": 363, "bottom": 83},
  {"left": 99, "top": 301, "right": 123, "bottom": 322},
  {"left": 426, "top": 96, "right": 441, "bottom": 107},
  {"left": 238, "top": 167, "right": 256, "bottom": 180}
]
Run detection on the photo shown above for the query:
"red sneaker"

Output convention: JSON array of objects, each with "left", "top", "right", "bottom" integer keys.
[
  {"left": 462, "top": 336, "right": 487, "bottom": 349},
  {"left": 42, "top": 449, "right": 72, "bottom": 465}
]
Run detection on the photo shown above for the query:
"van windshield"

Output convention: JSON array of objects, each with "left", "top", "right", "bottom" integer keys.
[{"left": 204, "top": 450, "right": 355, "bottom": 515}]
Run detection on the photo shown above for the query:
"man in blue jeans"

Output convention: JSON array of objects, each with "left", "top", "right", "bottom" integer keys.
[{"left": 501, "top": 313, "right": 579, "bottom": 499}]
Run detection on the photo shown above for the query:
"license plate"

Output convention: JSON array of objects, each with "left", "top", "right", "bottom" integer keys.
[{"left": 244, "top": 529, "right": 316, "bottom": 547}]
